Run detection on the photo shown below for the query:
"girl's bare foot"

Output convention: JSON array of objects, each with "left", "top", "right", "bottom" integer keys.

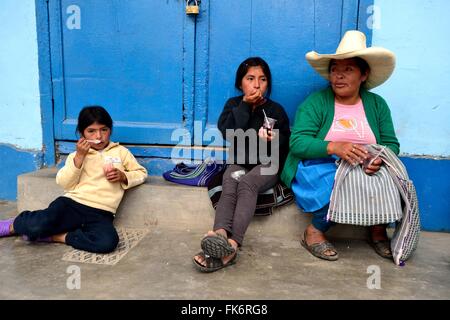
[{"left": 51, "top": 233, "right": 67, "bottom": 243}]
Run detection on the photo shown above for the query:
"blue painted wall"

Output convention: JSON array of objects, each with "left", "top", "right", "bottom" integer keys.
[
  {"left": 0, "top": 0, "right": 43, "bottom": 200},
  {"left": 0, "top": 145, "right": 42, "bottom": 200},
  {"left": 401, "top": 157, "right": 450, "bottom": 232}
]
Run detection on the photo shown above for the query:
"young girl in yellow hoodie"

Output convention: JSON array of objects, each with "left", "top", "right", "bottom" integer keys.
[{"left": 0, "top": 106, "right": 147, "bottom": 253}]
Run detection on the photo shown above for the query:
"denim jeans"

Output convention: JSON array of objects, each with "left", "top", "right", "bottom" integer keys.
[{"left": 13, "top": 196, "right": 119, "bottom": 253}]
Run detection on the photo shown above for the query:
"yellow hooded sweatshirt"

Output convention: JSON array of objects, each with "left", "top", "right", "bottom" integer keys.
[{"left": 56, "top": 142, "right": 147, "bottom": 214}]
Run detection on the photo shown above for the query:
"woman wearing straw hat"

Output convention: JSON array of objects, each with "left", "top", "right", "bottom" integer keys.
[{"left": 281, "top": 30, "right": 400, "bottom": 261}]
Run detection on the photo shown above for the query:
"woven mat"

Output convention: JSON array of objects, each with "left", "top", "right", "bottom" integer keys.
[{"left": 62, "top": 228, "right": 149, "bottom": 265}]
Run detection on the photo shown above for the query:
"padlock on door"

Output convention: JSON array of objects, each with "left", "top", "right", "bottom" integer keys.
[{"left": 186, "top": 0, "right": 199, "bottom": 15}]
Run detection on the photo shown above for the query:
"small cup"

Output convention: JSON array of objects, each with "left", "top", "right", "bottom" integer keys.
[
  {"left": 362, "top": 155, "right": 375, "bottom": 170},
  {"left": 362, "top": 151, "right": 382, "bottom": 169},
  {"left": 362, "top": 146, "right": 385, "bottom": 170},
  {"left": 103, "top": 159, "right": 114, "bottom": 175},
  {"left": 263, "top": 117, "right": 277, "bottom": 130}
]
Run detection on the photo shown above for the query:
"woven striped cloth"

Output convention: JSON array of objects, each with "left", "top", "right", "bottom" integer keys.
[
  {"left": 390, "top": 177, "right": 420, "bottom": 265},
  {"left": 327, "top": 144, "right": 420, "bottom": 265},
  {"left": 327, "top": 161, "right": 402, "bottom": 226}
]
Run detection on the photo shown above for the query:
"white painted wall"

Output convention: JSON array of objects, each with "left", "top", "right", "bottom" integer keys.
[
  {"left": 0, "top": 0, "right": 42, "bottom": 150},
  {"left": 372, "top": 0, "right": 450, "bottom": 157}
]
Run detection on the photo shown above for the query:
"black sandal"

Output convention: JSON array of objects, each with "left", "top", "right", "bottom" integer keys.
[
  {"left": 201, "top": 232, "right": 235, "bottom": 258},
  {"left": 192, "top": 251, "right": 237, "bottom": 273}
]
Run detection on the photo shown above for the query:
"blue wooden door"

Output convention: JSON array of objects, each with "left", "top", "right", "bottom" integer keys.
[
  {"left": 49, "top": 0, "right": 365, "bottom": 159},
  {"left": 198, "top": 0, "right": 362, "bottom": 147},
  {"left": 50, "top": 0, "right": 194, "bottom": 145}
]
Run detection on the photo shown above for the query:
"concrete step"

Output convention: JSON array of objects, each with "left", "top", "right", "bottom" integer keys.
[{"left": 17, "top": 168, "right": 369, "bottom": 240}]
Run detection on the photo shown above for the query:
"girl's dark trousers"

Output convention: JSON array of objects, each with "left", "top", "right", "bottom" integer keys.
[{"left": 13, "top": 196, "right": 119, "bottom": 253}]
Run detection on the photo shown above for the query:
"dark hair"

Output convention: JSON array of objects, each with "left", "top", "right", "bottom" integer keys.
[
  {"left": 328, "top": 57, "right": 370, "bottom": 76},
  {"left": 76, "top": 106, "right": 113, "bottom": 135},
  {"left": 235, "top": 57, "right": 272, "bottom": 97}
]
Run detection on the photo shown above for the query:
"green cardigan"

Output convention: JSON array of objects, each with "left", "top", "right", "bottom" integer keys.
[{"left": 280, "top": 87, "right": 400, "bottom": 188}]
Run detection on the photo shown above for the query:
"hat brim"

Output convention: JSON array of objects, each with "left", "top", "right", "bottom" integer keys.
[{"left": 305, "top": 47, "right": 396, "bottom": 89}]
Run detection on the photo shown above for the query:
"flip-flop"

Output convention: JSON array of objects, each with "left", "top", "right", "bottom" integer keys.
[
  {"left": 301, "top": 231, "right": 339, "bottom": 261},
  {"left": 192, "top": 251, "right": 237, "bottom": 273},
  {"left": 201, "top": 232, "right": 235, "bottom": 258},
  {"left": 369, "top": 239, "right": 393, "bottom": 259}
]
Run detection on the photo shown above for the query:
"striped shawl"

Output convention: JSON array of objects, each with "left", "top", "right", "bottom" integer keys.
[{"left": 327, "top": 144, "right": 420, "bottom": 265}]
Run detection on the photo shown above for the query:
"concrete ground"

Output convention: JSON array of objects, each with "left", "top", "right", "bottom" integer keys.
[{"left": 1, "top": 200, "right": 449, "bottom": 300}]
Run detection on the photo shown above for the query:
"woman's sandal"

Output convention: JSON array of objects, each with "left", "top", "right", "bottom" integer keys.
[
  {"left": 192, "top": 251, "right": 237, "bottom": 273},
  {"left": 368, "top": 225, "right": 393, "bottom": 259},
  {"left": 301, "top": 231, "right": 339, "bottom": 261},
  {"left": 369, "top": 239, "right": 393, "bottom": 259},
  {"left": 201, "top": 232, "right": 235, "bottom": 258}
]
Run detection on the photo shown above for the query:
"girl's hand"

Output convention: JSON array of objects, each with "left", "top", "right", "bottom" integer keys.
[
  {"left": 105, "top": 167, "right": 128, "bottom": 184},
  {"left": 73, "top": 138, "right": 91, "bottom": 168},
  {"left": 258, "top": 127, "right": 276, "bottom": 141},
  {"left": 363, "top": 157, "right": 383, "bottom": 175},
  {"left": 243, "top": 89, "right": 265, "bottom": 105},
  {"left": 327, "top": 141, "right": 368, "bottom": 166}
]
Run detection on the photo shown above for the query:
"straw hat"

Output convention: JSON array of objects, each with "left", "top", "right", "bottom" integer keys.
[{"left": 305, "top": 30, "right": 396, "bottom": 89}]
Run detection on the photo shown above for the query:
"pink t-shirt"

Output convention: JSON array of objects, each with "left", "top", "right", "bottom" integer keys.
[{"left": 324, "top": 99, "right": 376, "bottom": 144}]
